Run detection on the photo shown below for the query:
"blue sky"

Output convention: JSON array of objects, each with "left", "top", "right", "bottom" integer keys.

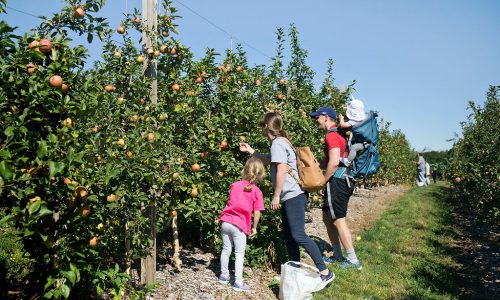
[{"left": 3, "top": 0, "right": 499, "bottom": 151}]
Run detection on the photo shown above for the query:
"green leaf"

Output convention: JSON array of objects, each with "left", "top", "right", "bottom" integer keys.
[
  {"left": 48, "top": 161, "right": 65, "bottom": 177},
  {"left": 3, "top": 126, "right": 14, "bottom": 137},
  {"left": 0, "top": 150, "right": 10, "bottom": 159},
  {"left": 48, "top": 134, "right": 58, "bottom": 143},
  {"left": 24, "top": 228, "right": 34, "bottom": 237},
  {"left": 37, "top": 140, "right": 48, "bottom": 158},
  {"left": 0, "top": 213, "right": 13, "bottom": 225},
  {"left": 39, "top": 233, "right": 48, "bottom": 242},
  {"left": 105, "top": 166, "right": 122, "bottom": 185},
  {"left": 38, "top": 206, "right": 53, "bottom": 218},
  {"left": 70, "top": 263, "right": 80, "bottom": 283},
  {"left": 96, "top": 285, "right": 104, "bottom": 296},
  {"left": 64, "top": 269, "right": 76, "bottom": 285},
  {"left": 28, "top": 200, "right": 42, "bottom": 215},
  {"left": 44, "top": 275, "right": 57, "bottom": 290},
  {"left": 0, "top": 161, "right": 14, "bottom": 180},
  {"left": 61, "top": 284, "right": 70, "bottom": 298},
  {"left": 43, "top": 291, "right": 54, "bottom": 298}
]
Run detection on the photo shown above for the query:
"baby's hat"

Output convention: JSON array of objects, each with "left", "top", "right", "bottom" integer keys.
[{"left": 346, "top": 97, "right": 366, "bottom": 121}]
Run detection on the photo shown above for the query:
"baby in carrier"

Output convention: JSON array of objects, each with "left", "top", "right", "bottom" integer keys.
[{"left": 339, "top": 97, "right": 368, "bottom": 167}]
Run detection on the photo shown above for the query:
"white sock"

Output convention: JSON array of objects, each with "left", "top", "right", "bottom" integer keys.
[{"left": 346, "top": 248, "right": 359, "bottom": 263}]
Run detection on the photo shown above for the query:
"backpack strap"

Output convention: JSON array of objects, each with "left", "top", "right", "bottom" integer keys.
[
  {"left": 276, "top": 137, "right": 301, "bottom": 185},
  {"left": 327, "top": 127, "right": 348, "bottom": 159}
]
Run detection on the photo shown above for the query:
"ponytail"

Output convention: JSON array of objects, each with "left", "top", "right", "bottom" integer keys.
[{"left": 262, "top": 112, "right": 291, "bottom": 140}]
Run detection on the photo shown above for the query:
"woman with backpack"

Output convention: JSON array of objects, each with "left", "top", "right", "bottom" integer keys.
[{"left": 239, "top": 111, "right": 334, "bottom": 286}]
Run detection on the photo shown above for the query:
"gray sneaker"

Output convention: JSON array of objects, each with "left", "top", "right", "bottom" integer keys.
[
  {"left": 232, "top": 282, "right": 251, "bottom": 292},
  {"left": 218, "top": 274, "right": 230, "bottom": 285},
  {"left": 323, "top": 255, "right": 348, "bottom": 264},
  {"left": 340, "top": 259, "right": 363, "bottom": 270}
]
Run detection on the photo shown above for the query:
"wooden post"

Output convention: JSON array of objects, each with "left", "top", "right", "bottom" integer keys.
[{"left": 140, "top": 0, "right": 158, "bottom": 285}]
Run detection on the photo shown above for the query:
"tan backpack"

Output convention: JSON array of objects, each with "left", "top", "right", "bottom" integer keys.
[{"left": 282, "top": 139, "right": 325, "bottom": 192}]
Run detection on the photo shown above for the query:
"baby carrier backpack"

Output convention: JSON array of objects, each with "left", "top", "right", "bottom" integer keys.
[{"left": 346, "top": 111, "right": 381, "bottom": 178}]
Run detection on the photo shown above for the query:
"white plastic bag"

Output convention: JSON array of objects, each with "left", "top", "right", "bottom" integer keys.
[{"left": 279, "top": 261, "right": 332, "bottom": 300}]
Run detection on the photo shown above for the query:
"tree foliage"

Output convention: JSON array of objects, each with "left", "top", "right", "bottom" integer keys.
[
  {"left": 448, "top": 86, "right": 500, "bottom": 218},
  {"left": 0, "top": 0, "right": 416, "bottom": 297}
]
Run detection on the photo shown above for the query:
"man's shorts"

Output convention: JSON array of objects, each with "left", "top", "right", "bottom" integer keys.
[{"left": 322, "top": 177, "right": 355, "bottom": 219}]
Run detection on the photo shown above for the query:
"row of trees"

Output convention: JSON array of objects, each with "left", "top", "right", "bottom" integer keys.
[
  {"left": 0, "top": 0, "right": 416, "bottom": 298},
  {"left": 447, "top": 85, "right": 499, "bottom": 218}
]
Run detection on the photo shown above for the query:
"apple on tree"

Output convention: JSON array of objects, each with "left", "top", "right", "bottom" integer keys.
[
  {"left": 26, "top": 63, "right": 36, "bottom": 75},
  {"left": 28, "top": 40, "right": 40, "bottom": 52},
  {"left": 116, "top": 139, "right": 125, "bottom": 148},
  {"left": 39, "top": 39, "right": 52, "bottom": 53},
  {"left": 89, "top": 237, "right": 99, "bottom": 247},
  {"left": 107, "top": 194, "right": 118, "bottom": 202},
  {"left": 49, "top": 75, "right": 63, "bottom": 88},
  {"left": 63, "top": 118, "right": 73, "bottom": 127},
  {"left": 147, "top": 132, "right": 155, "bottom": 142},
  {"left": 72, "top": 6, "right": 85, "bottom": 18}
]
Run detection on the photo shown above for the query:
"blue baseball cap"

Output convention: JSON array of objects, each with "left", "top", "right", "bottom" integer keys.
[{"left": 309, "top": 106, "right": 337, "bottom": 119}]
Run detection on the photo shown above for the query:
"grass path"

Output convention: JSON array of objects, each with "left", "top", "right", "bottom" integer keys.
[{"left": 314, "top": 183, "right": 494, "bottom": 300}]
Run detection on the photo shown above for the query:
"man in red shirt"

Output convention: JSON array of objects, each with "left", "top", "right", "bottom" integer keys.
[{"left": 309, "top": 106, "right": 362, "bottom": 270}]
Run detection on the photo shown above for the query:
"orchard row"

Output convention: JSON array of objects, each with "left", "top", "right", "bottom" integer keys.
[{"left": 0, "top": 0, "right": 416, "bottom": 298}]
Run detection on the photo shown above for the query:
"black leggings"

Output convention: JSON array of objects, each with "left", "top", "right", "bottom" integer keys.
[{"left": 281, "top": 193, "right": 327, "bottom": 272}]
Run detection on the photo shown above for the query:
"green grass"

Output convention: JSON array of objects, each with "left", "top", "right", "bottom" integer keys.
[{"left": 314, "top": 183, "right": 460, "bottom": 300}]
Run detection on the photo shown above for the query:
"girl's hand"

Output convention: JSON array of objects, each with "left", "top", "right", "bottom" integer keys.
[
  {"left": 249, "top": 228, "right": 257, "bottom": 239},
  {"left": 239, "top": 143, "right": 255, "bottom": 154},
  {"left": 270, "top": 196, "right": 280, "bottom": 211}
]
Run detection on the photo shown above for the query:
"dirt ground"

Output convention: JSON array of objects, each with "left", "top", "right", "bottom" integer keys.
[
  {"left": 445, "top": 187, "right": 500, "bottom": 299},
  {"left": 151, "top": 184, "right": 409, "bottom": 300}
]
